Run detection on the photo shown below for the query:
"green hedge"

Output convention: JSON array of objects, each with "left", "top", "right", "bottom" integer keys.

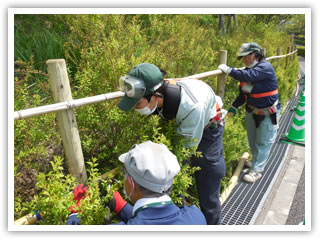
[
  {"left": 295, "top": 38, "right": 305, "bottom": 46},
  {"left": 297, "top": 46, "right": 305, "bottom": 57}
]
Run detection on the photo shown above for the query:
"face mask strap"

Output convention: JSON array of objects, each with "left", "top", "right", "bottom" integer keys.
[
  {"left": 126, "top": 175, "right": 135, "bottom": 201},
  {"left": 145, "top": 93, "right": 163, "bottom": 102},
  {"left": 153, "top": 93, "right": 164, "bottom": 99}
]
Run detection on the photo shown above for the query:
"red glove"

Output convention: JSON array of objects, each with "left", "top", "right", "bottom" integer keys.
[
  {"left": 73, "top": 184, "right": 89, "bottom": 201},
  {"left": 69, "top": 184, "right": 89, "bottom": 213},
  {"left": 109, "top": 191, "right": 127, "bottom": 215}
]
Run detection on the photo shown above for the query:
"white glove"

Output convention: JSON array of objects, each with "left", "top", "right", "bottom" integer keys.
[{"left": 218, "top": 64, "right": 232, "bottom": 75}]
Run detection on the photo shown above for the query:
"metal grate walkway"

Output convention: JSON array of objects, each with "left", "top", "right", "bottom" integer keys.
[{"left": 221, "top": 79, "right": 304, "bottom": 225}]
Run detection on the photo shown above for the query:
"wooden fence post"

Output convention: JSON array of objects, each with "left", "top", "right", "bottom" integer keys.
[
  {"left": 291, "top": 34, "right": 295, "bottom": 61},
  {"left": 217, "top": 50, "right": 227, "bottom": 100},
  {"left": 46, "top": 59, "right": 87, "bottom": 183},
  {"left": 285, "top": 46, "right": 290, "bottom": 68},
  {"left": 277, "top": 47, "right": 281, "bottom": 67},
  {"left": 261, "top": 48, "right": 266, "bottom": 58},
  {"left": 291, "top": 34, "right": 295, "bottom": 47}
]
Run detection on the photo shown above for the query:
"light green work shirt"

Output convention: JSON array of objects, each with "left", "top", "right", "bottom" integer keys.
[{"left": 175, "top": 79, "right": 218, "bottom": 147}]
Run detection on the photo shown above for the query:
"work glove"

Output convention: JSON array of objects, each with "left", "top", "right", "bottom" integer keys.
[
  {"left": 69, "top": 184, "right": 89, "bottom": 213},
  {"left": 108, "top": 191, "right": 128, "bottom": 215},
  {"left": 73, "top": 184, "right": 89, "bottom": 201},
  {"left": 66, "top": 213, "right": 81, "bottom": 225},
  {"left": 227, "top": 106, "right": 237, "bottom": 118},
  {"left": 67, "top": 184, "right": 89, "bottom": 225},
  {"left": 218, "top": 64, "right": 232, "bottom": 75}
]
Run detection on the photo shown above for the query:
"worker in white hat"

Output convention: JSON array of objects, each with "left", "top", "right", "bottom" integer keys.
[
  {"left": 67, "top": 141, "right": 206, "bottom": 225},
  {"left": 109, "top": 141, "right": 206, "bottom": 225}
]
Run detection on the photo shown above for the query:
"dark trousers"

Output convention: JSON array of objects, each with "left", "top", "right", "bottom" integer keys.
[{"left": 191, "top": 124, "right": 226, "bottom": 225}]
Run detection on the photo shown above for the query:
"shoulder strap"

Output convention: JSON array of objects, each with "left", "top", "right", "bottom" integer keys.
[
  {"left": 176, "top": 81, "right": 198, "bottom": 104},
  {"left": 161, "top": 82, "right": 181, "bottom": 120}
]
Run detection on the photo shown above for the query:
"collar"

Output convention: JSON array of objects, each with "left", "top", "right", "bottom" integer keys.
[{"left": 132, "top": 195, "right": 172, "bottom": 216}]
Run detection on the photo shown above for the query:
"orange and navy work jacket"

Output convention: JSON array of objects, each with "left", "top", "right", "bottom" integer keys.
[{"left": 229, "top": 60, "right": 281, "bottom": 113}]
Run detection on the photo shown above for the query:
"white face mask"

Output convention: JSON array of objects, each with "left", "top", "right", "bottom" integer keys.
[
  {"left": 135, "top": 102, "right": 157, "bottom": 116},
  {"left": 247, "top": 60, "right": 258, "bottom": 68}
]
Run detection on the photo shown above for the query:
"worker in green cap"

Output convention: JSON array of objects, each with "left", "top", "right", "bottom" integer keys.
[
  {"left": 218, "top": 42, "right": 281, "bottom": 183},
  {"left": 117, "top": 63, "right": 226, "bottom": 225}
]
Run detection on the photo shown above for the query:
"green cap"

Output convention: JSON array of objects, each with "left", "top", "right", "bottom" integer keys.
[
  {"left": 117, "top": 63, "right": 164, "bottom": 111},
  {"left": 237, "top": 42, "right": 261, "bottom": 60}
]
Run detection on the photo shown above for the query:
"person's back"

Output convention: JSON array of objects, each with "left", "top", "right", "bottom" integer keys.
[
  {"left": 117, "top": 201, "right": 206, "bottom": 225},
  {"left": 116, "top": 63, "right": 226, "bottom": 224},
  {"left": 173, "top": 79, "right": 219, "bottom": 147}
]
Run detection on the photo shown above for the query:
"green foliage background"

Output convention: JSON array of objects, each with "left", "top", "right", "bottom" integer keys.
[{"left": 14, "top": 14, "right": 300, "bottom": 224}]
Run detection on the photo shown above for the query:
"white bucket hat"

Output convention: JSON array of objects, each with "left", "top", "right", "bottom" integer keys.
[{"left": 119, "top": 141, "right": 180, "bottom": 193}]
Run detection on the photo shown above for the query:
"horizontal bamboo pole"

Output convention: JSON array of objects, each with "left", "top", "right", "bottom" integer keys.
[
  {"left": 100, "top": 167, "right": 119, "bottom": 180},
  {"left": 184, "top": 69, "right": 223, "bottom": 79},
  {"left": 14, "top": 91, "right": 124, "bottom": 120},
  {"left": 168, "top": 50, "right": 297, "bottom": 80},
  {"left": 14, "top": 50, "right": 297, "bottom": 121},
  {"left": 14, "top": 213, "right": 39, "bottom": 225},
  {"left": 266, "top": 50, "right": 297, "bottom": 61}
]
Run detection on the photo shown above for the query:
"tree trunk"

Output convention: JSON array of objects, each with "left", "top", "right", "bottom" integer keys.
[
  {"left": 233, "top": 14, "right": 238, "bottom": 28},
  {"left": 219, "top": 14, "right": 225, "bottom": 33},
  {"left": 227, "top": 14, "right": 232, "bottom": 32}
]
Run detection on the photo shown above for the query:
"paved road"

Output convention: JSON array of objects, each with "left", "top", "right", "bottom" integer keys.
[
  {"left": 254, "top": 144, "right": 305, "bottom": 225},
  {"left": 286, "top": 167, "right": 305, "bottom": 224},
  {"left": 286, "top": 56, "right": 305, "bottom": 225},
  {"left": 299, "top": 56, "right": 305, "bottom": 78},
  {"left": 254, "top": 57, "right": 305, "bottom": 225}
]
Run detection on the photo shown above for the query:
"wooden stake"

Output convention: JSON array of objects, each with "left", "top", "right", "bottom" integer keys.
[
  {"left": 277, "top": 47, "right": 281, "bottom": 67},
  {"left": 47, "top": 59, "right": 87, "bottom": 183},
  {"left": 285, "top": 47, "right": 290, "bottom": 69},
  {"left": 261, "top": 48, "right": 266, "bottom": 58},
  {"left": 217, "top": 50, "right": 227, "bottom": 100}
]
